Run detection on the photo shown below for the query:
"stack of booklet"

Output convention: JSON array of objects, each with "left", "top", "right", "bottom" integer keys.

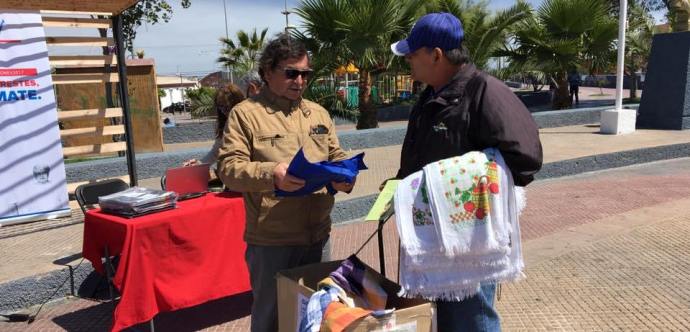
[{"left": 99, "top": 187, "right": 178, "bottom": 217}]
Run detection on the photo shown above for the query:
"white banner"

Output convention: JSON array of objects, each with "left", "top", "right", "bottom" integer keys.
[{"left": 0, "top": 11, "right": 70, "bottom": 226}]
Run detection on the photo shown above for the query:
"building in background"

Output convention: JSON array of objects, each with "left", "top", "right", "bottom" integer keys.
[
  {"left": 157, "top": 75, "right": 199, "bottom": 110},
  {"left": 199, "top": 71, "right": 234, "bottom": 89}
]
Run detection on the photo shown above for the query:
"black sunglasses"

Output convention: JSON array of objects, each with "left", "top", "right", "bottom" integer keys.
[{"left": 283, "top": 68, "right": 313, "bottom": 80}]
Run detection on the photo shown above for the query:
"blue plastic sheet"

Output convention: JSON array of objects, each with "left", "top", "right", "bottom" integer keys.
[{"left": 275, "top": 148, "right": 367, "bottom": 197}]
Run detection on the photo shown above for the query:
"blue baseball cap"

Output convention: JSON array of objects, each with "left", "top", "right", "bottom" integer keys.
[{"left": 391, "top": 12, "right": 464, "bottom": 56}]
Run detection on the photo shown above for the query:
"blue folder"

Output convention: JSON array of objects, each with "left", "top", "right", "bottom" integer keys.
[{"left": 275, "top": 148, "right": 367, "bottom": 197}]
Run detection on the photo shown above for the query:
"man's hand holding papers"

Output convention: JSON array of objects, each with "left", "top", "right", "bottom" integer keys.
[
  {"left": 273, "top": 162, "right": 306, "bottom": 192},
  {"left": 275, "top": 148, "right": 367, "bottom": 197}
]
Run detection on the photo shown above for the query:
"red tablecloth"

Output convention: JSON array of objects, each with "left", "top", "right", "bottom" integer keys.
[{"left": 82, "top": 192, "right": 251, "bottom": 331}]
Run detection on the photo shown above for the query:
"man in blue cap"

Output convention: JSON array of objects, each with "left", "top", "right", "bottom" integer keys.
[{"left": 391, "top": 12, "right": 543, "bottom": 332}]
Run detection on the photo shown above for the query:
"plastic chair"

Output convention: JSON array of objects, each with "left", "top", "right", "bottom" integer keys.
[
  {"left": 74, "top": 179, "right": 129, "bottom": 214},
  {"left": 70, "top": 178, "right": 129, "bottom": 301}
]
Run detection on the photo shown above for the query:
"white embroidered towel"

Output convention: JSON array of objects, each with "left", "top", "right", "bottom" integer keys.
[
  {"left": 501, "top": 151, "right": 525, "bottom": 278},
  {"left": 423, "top": 149, "right": 510, "bottom": 256},
  {"left": 397, "top": 149, "right": 526, "bottom": 301},
  {"left": 394, "top": 170, "right": 442, "bottom": 258}
]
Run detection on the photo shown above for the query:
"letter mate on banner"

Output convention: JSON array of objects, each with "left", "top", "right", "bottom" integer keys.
[{"left": 0, "top": 11, "right": 70, "bottom": 226}]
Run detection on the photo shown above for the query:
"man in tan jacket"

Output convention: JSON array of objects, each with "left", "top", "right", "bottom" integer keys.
[{"left": 217, "top": 33, "right": 355, "bottom": 332}]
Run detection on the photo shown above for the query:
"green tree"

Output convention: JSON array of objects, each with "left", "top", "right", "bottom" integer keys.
[
  {"left": 427, "top": 0, "right": 532, "bottom": 70},
  {"left": 499, "top": 0, "right": 618, "bottom": 109},
  {"left": 186, "top": 87, "right": 217, "bottom": 118},
  {"left": 121, "top": 0, "right": 192, "bottom": 56},
  {"left": 625, "top": 5, "right": 655, "bottom": 100},
  {"left": 217, "top": 28, "right": 268, "bottom": 76},
  {"left": 157, "top": 88, "right": 167, "bottom": 111},
  {"left": 295, "top": 0, "right": 424, "bottom": 129},
  {"left": 303, "top": 84, "right": 359, "bottom": 122}
]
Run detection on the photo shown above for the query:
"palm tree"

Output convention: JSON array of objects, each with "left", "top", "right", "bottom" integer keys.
[
  {"left": 625, "top": 5, "right": 655, "bottom": 100},
  {"left": 295, "top": 0, "right": 424, "bottom": 129},
  {"left": 499, "top": 0, "right": 618, "bottom": 109},
  {"left": 187, "top": 87, "right": 217, "bottom": 118},
  {"left": 427, "top": 0, "right": 531, "bottom": 70},
  {"left": 217, "top": 28, "right": 268, "bottom": 77}
]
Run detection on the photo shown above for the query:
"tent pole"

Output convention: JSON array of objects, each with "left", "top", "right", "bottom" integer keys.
[{"left": 112, "top": 14, "right": 138, "bottom": 186}]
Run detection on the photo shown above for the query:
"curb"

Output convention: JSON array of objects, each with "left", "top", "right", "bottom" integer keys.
[{"left": 0, "top": 261, "right": 93, "bottom": 314}]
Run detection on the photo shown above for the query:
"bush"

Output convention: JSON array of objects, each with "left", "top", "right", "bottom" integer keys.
[
  {"left": 305, "top": 84, "right": 359, "bottom": 122},
  {"left": 186, "top": 87, "right": 217, "bottom": 118}
]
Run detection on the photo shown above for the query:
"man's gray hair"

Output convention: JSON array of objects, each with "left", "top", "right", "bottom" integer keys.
[
  {"left": 238, "top": 70, "right": 263, "bottom": 95},
  {"left": 444, "top": 44, "right": 470, "bottom": 66},
  {"left": 242, "top": 70, "right": 262, "bottom": 85}
]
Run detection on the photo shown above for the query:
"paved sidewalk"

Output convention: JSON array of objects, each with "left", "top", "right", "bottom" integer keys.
[
  {"left": 5, "top": 123, "right": 689, "bottom": 289},
  {"left": 155, "top": 124, "right": 690, "bottom": 203},
  {"left": 2, "top": 157, "right": 689, "bottom": 331}
]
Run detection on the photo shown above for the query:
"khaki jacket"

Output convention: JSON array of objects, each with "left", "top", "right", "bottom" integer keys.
[{"left": 217, "top": 89, "right": 348, "bottom": 246}]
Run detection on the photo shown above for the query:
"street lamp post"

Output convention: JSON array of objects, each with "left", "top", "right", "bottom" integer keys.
[
  {"left": 177, "top": 65, "right": 187, "bottom": 114},
  {"left": 282, "top": 0, "right": 296, "bottom": 34},
  {"left": 614, "top": 0, "right": 627, "bottom": 111},
  {"left": 222, "top": 0, "right": 233, "bottom": 83},
  {"left": 222, "top": 0, "right": 229, "bottom": 40},
  {"left": 601, "top": 0, "right": 636, "bottom": 134},
  {"left": 282, "top": 0, "right": 289, "bottom": 34}
]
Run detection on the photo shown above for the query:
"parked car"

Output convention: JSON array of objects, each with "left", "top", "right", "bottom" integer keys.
[{"left": 162, "top": 101, "right": 191, "bottom": 114}]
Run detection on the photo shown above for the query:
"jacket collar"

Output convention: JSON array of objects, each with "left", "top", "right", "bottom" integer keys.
[
  {"left": 256, "top": 88, "right": 310, "bottom": 116},
  {"left": 422, "top": 63, "right": 478, "bottom": 106}
]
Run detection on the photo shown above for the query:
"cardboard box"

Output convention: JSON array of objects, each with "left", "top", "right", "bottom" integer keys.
[{"left": 277, "top": 260, "right": 436, "bottom": 332}]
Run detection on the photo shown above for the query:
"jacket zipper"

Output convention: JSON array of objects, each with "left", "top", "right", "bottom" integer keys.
[
  {"left": 296, "top": 107, "right": 304, "bottom": 147},
  {"left": 270, "top": 134, "right": 282, "bottom": 147}
]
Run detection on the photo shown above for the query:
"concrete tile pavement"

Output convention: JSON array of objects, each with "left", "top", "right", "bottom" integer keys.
[
  {"left": 577, "top": 86, "right": 641, "bottom": 100},
  {"left": 0, "top": 222, "right": 83, "bottom": 284},
  {"left": 12, "top": 122, "right": 683, "bottom": 290},
  {"left": 540, "top": 124, "right": 690, "bottom": 163},
  {"left": 335, "top": 145, "right": 402, "bottom": 202},
  {"left": 2, "top": 157, "right": 690, "bottom": 331},
  {"left": 498, "top": 214, "right": 690, "bottom": 331}
]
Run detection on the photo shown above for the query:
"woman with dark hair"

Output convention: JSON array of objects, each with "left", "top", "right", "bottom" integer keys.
[{"left": 183, "top": 84, "right": 245, "bottom": 167}]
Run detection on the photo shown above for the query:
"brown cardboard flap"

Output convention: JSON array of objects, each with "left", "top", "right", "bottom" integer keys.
[{"left": 277, "top": 259, "right": 435, "bottom": 332}]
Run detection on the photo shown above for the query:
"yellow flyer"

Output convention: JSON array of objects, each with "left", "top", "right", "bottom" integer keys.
[{"left": 365, "top": 180, "right": 400, "bottom": 221}]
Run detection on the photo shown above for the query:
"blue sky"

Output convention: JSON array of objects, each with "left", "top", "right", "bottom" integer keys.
[
  {"left": 130, "top": 0, "right": 665, "bottom": 76},
  {"left": 134, "top": 0, "right": 301, "bottom": 75}
]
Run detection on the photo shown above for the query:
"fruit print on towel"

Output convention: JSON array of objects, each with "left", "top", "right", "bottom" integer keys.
[
  {"left": 410, "top": 176, "right": 433, "bottom": 226},
  {"left": 438, "top": 150, "right": 500, "bottom": 225}
]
